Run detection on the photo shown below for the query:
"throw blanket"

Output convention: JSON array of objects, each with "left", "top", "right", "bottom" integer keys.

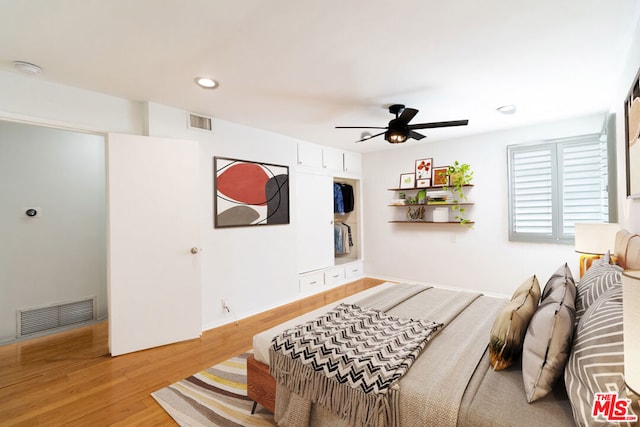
[{"left": 270, "top": 303, "right": 442, "bottom": 427}]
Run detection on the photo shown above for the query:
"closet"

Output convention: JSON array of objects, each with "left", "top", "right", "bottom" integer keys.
[{"left": 296, "top": 142, "right": 363, "bottom": 294}]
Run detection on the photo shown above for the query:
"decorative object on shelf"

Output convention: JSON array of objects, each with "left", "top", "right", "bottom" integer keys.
[
  {"left": 214, "top": 156, "right": 289, "bottom": 228},
  {"left": 416, "top": 178, "right": 431, "bottom": 188},
  {"left": 407, "top": 205, "right": 425, "bottom": 221},
  {"left": 433, "top": 207, "right": 449, "bottom": 222},
  {"left": 417, "top": 189, "right": 426, "bottom": 204},
  {"left": 399, "top": 173, "right": 416, "bottom": 189},
  {"left": 445, "top": 161, "right": 473, "bottom": 225},
  {"left": 415, "top": 158, "right": 433, "bottom": 180},
  {"left": 433, "top": 166, "right": 449, "bottom": 186}
]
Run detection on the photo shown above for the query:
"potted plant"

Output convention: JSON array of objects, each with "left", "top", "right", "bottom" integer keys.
[{"left": 446, "top": 161, "right": 473, "bottom": 225}]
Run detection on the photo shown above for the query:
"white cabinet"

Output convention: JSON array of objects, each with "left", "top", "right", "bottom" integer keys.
[
  {"left": 344, "top": 261, "right": 363, "bottom": 279},
  {"left": 299, "top": 271, "right": 324, "bottom": 293},
  {"left": 343, "top": 151, "right": 362, "bottom": 175},
  {"left": 297, "top": 143, "right": 323, "bottom": 168},
  {"left": 297, "top": 143, "right": 361, "bottom": 177},
  {"left": 296, "top": 172, "right": 334, "bottom": 274},
  {"left": 324, "top": 266, "right": 346, "bottom": 286},
  {"left": 322, "top": 147, "right": 344, "bottom": 171}
]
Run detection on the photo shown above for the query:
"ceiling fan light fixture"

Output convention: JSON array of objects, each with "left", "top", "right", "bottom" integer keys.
[
  {"left": 385, "top": 130, "right": 408, "bottom": 144},
  {"left": 194, "top": 77, "right": 219, "bottom": 89}
]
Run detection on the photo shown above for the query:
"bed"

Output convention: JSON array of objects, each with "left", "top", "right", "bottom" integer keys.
[{"left": 248, "top": 229, "right": 640, "bottom": 427}]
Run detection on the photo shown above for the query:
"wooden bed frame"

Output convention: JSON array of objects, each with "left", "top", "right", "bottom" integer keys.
[{"left": 247, "top": 355, "right": 275, "bottom": 414}]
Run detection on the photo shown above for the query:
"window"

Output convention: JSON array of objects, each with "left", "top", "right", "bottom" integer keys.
[{"left": 507, "top": 128, "right": 616, "bottom": 244}]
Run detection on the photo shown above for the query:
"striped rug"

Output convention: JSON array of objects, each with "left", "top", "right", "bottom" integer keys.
[{"left": 151, "top": 352, "right": 275, "bottom": 426}]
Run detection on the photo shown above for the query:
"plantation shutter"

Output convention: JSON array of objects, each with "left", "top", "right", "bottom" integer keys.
[{"left": 508, "top": 134, "right": 609, "bottom": 243}]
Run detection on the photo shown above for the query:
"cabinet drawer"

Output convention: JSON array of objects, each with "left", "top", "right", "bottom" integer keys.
[
  {"left": 299, "top": 271, "right": 324, "bottom": 292},
  {"left": 344, "top": 262, "right": 363, "bottom": 279},
  {"left": 324, "top": 267, "right": 345, "bottom": 286}
]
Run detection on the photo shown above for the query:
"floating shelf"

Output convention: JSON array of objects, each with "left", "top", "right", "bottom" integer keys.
[{"left": 389, "top": 220, "right": 475, "bottom": 224}]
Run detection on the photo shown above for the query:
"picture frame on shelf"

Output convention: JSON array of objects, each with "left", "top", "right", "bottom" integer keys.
[
  {"left": 433, "top": 166, "right": 450, "bottom": 186},
  {"left": 399, "top": 173, "right": 416, "bottom": 189},
  {"left": 415, "top": 158, "right": 433, "bottom": 180},
  {"left": 416, "top": 178, "right": 431, "bottom": 188}
]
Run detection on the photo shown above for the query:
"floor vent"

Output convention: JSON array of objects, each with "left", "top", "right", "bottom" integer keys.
[
  {"left": 17, "top": 297, "right": 96, "bottom": 338},
  {"left": 188, "top": 113, "right": 213, "bottom": 131}
]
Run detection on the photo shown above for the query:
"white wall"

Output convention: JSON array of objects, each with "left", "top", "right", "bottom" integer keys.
[
  {"left": 0, "top": 121, "right": 106, "bottom": 342},
  {"left": 144, "top": 103, "right": 300, "bottom": 330},
  {"left": 362, "top": 114, "right": 605, "bottom": 296},
  {"left": 613, "top": 17, "right": 640, "bottom": 232}
]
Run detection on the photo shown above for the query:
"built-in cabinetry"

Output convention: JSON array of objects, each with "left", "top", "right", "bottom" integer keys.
[
  {"left": 296, "top": 142, "right": 363, "bottom": 294},
  {"left": 387, "top": 185, "right": 475, "bottom": 224}
]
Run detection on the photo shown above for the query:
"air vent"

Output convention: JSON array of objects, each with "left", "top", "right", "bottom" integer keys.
[
  {"left": 17, "top": 297, "right": 96, "bottom": 338},
  {"left": 188, "top": 113, "right": 213, "bottom": 131}
]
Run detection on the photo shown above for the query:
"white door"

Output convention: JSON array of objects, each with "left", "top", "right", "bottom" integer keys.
[
  {"left": 106, "top": 133, "right": 201, "bottom": 356},
  {"left": 296, "top": 172, "right": 334, "bottom": 273}
]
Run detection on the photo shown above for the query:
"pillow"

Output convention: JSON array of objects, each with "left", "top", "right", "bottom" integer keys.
[
  {"left": 522, "top": 263, "right": 576, "bottom": 403},
  {"left": 564, "top": 286, "right": 639, "bottom": 426},
  {"left": 575, "top": 254, "right": 622, "bottom": 324},
  {"left": 489, "top": 275, "right": 541, "bottom": 370}
]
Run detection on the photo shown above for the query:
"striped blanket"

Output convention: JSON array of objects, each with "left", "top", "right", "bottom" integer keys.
[{"left": 270, "top": 303, "right": 442, "bottom": 427}]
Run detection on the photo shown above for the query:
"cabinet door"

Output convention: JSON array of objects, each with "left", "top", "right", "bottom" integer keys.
[
  {"left": 343, "top": 151, "right": 362, "bottom": 175},
  {"left": 296, "top": 173, "right": 334, "bottom": 273},
  {"left": 297, "top": 143, "right": 323, "bottom": 168},
  {"left": 322, "top": 147, "right": 344, "bottom": 171}
]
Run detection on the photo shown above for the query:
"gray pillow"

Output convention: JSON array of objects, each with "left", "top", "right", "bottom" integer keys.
[
  {"left": 489, "top": 275, "right": 541, "bottom": 370},
  {"left": 564, "top": 286, "right": 639, "bottom": 426},
  {"left": 575, "top": 253, "right": 622, "bottom": 324},
  {"left": 522, "top": 263, "right": 576, "bottom": 403}
]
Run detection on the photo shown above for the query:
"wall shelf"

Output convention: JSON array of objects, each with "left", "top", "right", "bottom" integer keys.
[{"left": 388, "top": 220, "right": 475, "bottom": 224}]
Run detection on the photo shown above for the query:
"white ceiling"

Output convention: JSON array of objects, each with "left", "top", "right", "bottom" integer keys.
[{"left": 1, "top": 0, "right": 639, "bottom": 153}]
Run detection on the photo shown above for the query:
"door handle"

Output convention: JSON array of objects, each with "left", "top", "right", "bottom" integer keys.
[{"left": 190, "top": 247, "right": 201, "bottom": 254}]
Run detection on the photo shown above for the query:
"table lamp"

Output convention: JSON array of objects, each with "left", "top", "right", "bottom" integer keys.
[
  {"left": 574, "top": 223, "right": 620, "bottom": 277},
  {"left": 623, "top": 269, "right": 640, "bottom": 395}
]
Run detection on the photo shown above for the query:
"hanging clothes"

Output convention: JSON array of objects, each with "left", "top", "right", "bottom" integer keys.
[
  {"left": 334, "top": 222, "right": 353, "bottom": 255},
  {"left": 334, "top": 183, "right": 344, "bottom": 214},
  {"left": 340, "top": 183, "right": 354, "bottom": 213}
]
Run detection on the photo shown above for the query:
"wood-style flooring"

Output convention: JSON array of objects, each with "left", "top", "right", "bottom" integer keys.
[{"left": 0, "top": 277, "right": 385, "bottom": 426}]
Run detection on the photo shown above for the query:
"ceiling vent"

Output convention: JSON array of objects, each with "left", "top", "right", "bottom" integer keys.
[{"left": 188, "top": 113, "right": 213, "bottom": 131}]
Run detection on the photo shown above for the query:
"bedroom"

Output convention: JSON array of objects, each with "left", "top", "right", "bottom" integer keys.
[{"left": 1, "top": 1, "right": 640, "bottom": 425}]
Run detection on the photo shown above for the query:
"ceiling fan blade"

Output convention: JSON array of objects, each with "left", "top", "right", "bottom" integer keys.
[
  {"left": 397, "top": 107, "right": 418, "bottom": 124},
  {"left": 409, "top": 131, "right": 426, "bottom": 140},
  {"left": 409, "top": 119, "right": 469, "bottom": 130},
  {"left": 356, "top": 130, "right": 386, "bottom": 143},
  {"left": 335, "top": 126, "right": 388, "bottom": 129}
]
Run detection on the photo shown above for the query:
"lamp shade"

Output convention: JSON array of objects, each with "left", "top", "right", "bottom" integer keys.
[
  {"left": 574, "top": 223, "right": 620, "bottom": 255},
  {"left": 623, "top": 269, "right": 640, "bottom": 395}
]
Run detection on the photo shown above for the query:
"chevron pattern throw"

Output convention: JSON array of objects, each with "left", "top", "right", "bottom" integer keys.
[{"left": 270, "top": 303, "right": 442, "bottom": 427}]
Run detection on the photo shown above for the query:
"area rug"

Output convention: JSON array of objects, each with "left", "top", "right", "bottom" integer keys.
[{"left": 151, "top": 352, "right": 275, "bottom": 427}]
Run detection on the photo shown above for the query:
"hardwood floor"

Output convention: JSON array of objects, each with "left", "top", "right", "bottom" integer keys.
[{"left": 0, "top": 278, "right": 386, "bottom": 426}]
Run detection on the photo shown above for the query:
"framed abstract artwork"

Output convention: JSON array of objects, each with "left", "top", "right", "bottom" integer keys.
[
  {"left": 433, "top": 166, "right": 450, "bottom": 186},
  {"left": 624, "top": 67, "right": 640, "bottom": 198},
  {"left": 415, "top": 158, "right": 433, "bottom": 181},
  {"left": 214, "top": 157, "right": 289, "bottom": 228}
]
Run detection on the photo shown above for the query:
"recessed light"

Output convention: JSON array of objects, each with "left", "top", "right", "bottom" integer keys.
[
  {"left": 13, "top": 61, "right": 42, "bottom": 74},
  {"left": 496, "top": 104, "right": 517, "bottom": 114},
  {"left": 194, "top": 77, "right": 219, "bottom": 89}
]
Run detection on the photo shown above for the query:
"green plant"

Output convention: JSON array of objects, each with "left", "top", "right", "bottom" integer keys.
[{"left": 446, "top": 161, "right": 473, "bottom": 225}]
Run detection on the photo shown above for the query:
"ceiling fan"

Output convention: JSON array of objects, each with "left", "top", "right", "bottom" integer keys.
[{"left": 336, "top": 104, "right": 469, "bottom": 144}]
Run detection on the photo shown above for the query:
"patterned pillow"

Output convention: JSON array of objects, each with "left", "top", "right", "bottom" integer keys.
[
  {"left": 564, "top": 286, "right": 639, "bottom": 426},
  {"left": 575, "top": 253, "right": 622, "bottom": 324},
  {"left": 489, "top": 275, "right": 541, "bottom": 370},
  {"left": 522, "top": 263, "right": 576, "bottom": 402}
]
